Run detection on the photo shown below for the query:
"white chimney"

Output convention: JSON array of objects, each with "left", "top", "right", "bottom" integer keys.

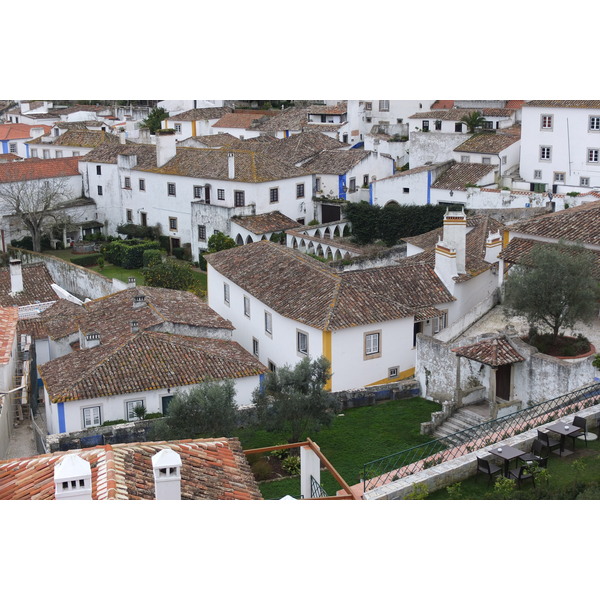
[
  {"left": 138, "top": 127, "right": 151, "bottom": 144},
  {"left": 54, "top": 455, "right": 93, "bottom": 500},
  {"left": 156, "top": 129, "right": 177, "bottom": 167},
  {"left": 152, "top": 448, "right": 182, "bottom": 500},
  {"left": 228, "top": 152, "right": 235, "bottom": 179},
  {"left": 85, "top": 332, "right": 101, "bottom": 348},
  {"left": 434, "top": 239, "right": 459, "bottom": 292},
  {"left": 9, "top": 259, "right": 23, "bottom": 295},
  {"left": 441, "top": 209, "right": 467, "bottom": 274},
  {"left": 133, "top": 294, "right": 146, "bottom": 308},
  {"left": 131, "top": 320, "right": 139, "bottom": 333},
  {"left": 484, "top": 229, "right": 503, "bottom": 264},
  {"left": 30, "top": 126, "right": 46, "bottom": 139},
  {"left": 128, "top": 277, "right": 136, "bottom": 288},
  {"left": 119, "top": 131, "right": 127, "bottom": 144}
]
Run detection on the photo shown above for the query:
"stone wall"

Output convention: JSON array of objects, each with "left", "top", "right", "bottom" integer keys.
[{"left": 333, "top": 379, "right": 422, "bottom": 410}]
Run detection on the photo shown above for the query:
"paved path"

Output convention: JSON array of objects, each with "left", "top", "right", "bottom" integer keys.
[{"left": 4, "top": 418, "right": 38, "bottom": 459}]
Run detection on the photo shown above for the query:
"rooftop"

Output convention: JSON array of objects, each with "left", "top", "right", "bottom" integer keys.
[
  {"left": 0, "top": 306, "right": 18, "bottom": 364},
  {"left": 453, "top": 132, "right": 520, "bottom": 154},
  {"left": 0, "top": 123, "right": 51, "bottom": 140},
  {"left": 0, "top": 156, "right": 81, "bottom": 183},
  {"left": 231, "top": 211, "right": 301, "bottom": 234},
  {"left": 0, "top": 263, "right": 59, "bottom": 307},
  {"left": 167, "top": 106, "right": 232, "bottom": 121},
  {"left": 430, "top": 162, "right": 497, "bottom": 190}
]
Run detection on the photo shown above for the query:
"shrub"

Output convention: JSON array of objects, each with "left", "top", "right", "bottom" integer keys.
[
  {"left": 282, "top": 455, "right": 301, "bottom": 476},
  {"left": 116, "top": 223, "right": 157, "bottom": 240},
  {"left": 172, "top": 247, "right": 185, "bottom": 261},
  {"left": 143, "top": 249, "right": 165, "bottom": 268},
  {"left": 10, "top": 237, "right": 33, "bottom": 250},
  {"left": 404, "top": 483, "right": 429, "bottom": 500},
  {"left": 103, "top": 239, "right": 161, "bottom": 269},
  {"left": 249, "top": 457, "right": 273, "bottom": 481},
  {"left": 71, "top": 253, "right": 101, "bottom": 267}
]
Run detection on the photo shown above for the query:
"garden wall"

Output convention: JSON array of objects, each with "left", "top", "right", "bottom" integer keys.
[
  {"left": 10, "top": 248, "right": 127, "bottom": 300},
  {"left": 333, "top": 379, "right": 421, "bottom": 410}
]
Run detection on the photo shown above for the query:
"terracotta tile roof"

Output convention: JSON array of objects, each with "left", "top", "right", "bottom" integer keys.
[
  {"left": 0, "top": 306, "right": 18, "bottom": 364},
  {"left": 300, "top": 148, "right": 370, "bottom": 175},
  {"left": 376, "top": 162, "right": 451, "bottom": 183},
  {"left": 0, "top": 154, "right": 23, "bottom": 162},
  {"left": 430, "top": 162, "right": 497, "bottom": 190},
  {"left": 206, "top": 241, "right": 454, "bottom": 330},
  {"left": 454, "top": 132, "right": 520, "bottom": 154},
  {"left": 452, "top": 336, "right": 525, "bottom": 366},
  {"left": 17, "top": 298, "right": 85, "bottom": 340},
  {"left": 508, "top": 201, "right": 600, "bottom": 246},
  {"left": 39, "top": 330, "right": 267, "bottom": 403},
  {"left": 231, "top": 211, "right": 301, "bottom": 235},
  {"left": 505, "top": 100, "right": 525, "bottom": 109},
  {"left": 179, "top": 133, "right": 241, "bottom": 147},
  {"left": 55, "top": 104, "right": 112, "bottom": 115},
  {"left": 212, "top": 111, "right": 272, "bottom": 130},
  {"left": 524, "top": 100, "right": 600, "bottom": 109},
  {"left": 307, "top": 102, "right": 347, "bottom": 115},
  {"left": 409, "top": 108, "right": 515, "bottom": 120},
  {"left": 250, "top": 107, "right": 308, "bottom": 132},
  {"left": 431, "top": 100, "right": 454, "bottom": 109},
  {"left": 0, "top": 438, "right": 262, "bottom": 500},
  {"left": 148, "top": 147, "right": 308, "bottom": 183},
  {"left": 498, "top": 237, "right": 600, "bottom": 279},
  {"left": 31, "top": 129, "right": 120, "bottom": 148},
  {"left": 0, "top": 263, "right": 59, "bottom": 307},
  {"left": 167, "top": 106, "right": 232, "bottom": 121},
  {"left": 0, "top": 123, "right": 51, "bottom": 140},
  {"left": 79, "top": 142, "right": 158, "bottom": 168},
  {"left": 0, "top": 156, "right": 81, "bottom": 183}
]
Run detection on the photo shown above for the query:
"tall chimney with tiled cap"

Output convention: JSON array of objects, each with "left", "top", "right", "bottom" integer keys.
[
  {"left": 228, "top": 152, "right": 235, "bottom": 179},
  {"left": 484, "top": 230, "right": 502, "bottom": 264},
  {"left": 441, "top": 208, "right": 467, "bottom": 274},
  {"left": 54, "top": 455, "right": 93, "bottom": 500},
  {"left": 9, "top": 259, "right": 23, "bottom": 295},
  {"left": 156, "top": 129, "right": 177, "bottom": 167},
  {"left": 128, "top": 276, "right": 136, "bottom": 288},
  {"left": 152, "top": 448, "right": 182, "bottom": 500}
]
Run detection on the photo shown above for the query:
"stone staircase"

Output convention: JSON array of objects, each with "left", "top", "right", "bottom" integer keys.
[{"left": 433, "top": 405, "right": 489, "bottom": 445}]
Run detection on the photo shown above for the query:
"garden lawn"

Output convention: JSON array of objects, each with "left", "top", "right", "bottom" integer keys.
[{"left": 235, "top": 397, "right": 441, "bottom": 500}]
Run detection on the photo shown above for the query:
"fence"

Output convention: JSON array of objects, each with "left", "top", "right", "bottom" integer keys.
[{"left": 362, "top": 381, "right": 600, "bottom": 493}]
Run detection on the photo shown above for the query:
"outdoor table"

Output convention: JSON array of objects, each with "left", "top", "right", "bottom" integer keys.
[
  {"left": 488, "top": 445, "right": 525, "bottom": 477},
  {"left": 545, "top": 422, "right": 582, "bottom": 456}
]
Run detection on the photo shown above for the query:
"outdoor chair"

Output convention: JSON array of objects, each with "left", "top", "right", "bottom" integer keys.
[
  {"left": 569, "top": 416, "right": 598, "bottom": 448},
  {"left": 476, "top": 457, "right": 502, "bottom": 484},
  {"left": 519, "top": 439, "right": 548, "bottom": 467},
  {"left": 537, "top": 430, "right": 561, "bottom": 454},
  {"left": 508, "top": 465, "right": 535, "bottom": 488}
]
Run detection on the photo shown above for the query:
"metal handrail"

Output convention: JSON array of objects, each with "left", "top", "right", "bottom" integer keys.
[{"left": 362, "top": 381, "right": 600, "bottom": 492}]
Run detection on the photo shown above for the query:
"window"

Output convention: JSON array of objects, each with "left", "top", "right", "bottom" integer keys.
[
  {"left": 534, "top": 170, "right": 542, "bottom": 179},
  {"left": 252, "top": 338, "right": 259, "bottom": 357},
  {"left": 269, "top": 188, "right": 279, "bottom": 203},
  {"left": 55, "top": 150, "right": 63, "bottom": 158},
  {"left": 482, "top": 121, "right": 493, "bottom": 130},
  {"left": 435, "top": 120, "right": 442, "bottom": 131},
  {"left": 217, "top": 189, "right": 225, "bottom": 200},
  {"left": 223, "top": 283, "right": 230, "bottom": 305},
  {"left": 9, "top": 143, "right": 16, "bottom": 153},
  {"left": 198, "top": 225, "right": 206, "bottom": 241},
  {"left": 502, "top": 155, "right": 507, "bottom": 165},
  {"left": 73, "top": 151, "right": 80, "bottom": 157},
  {"left": 194, "top": 185, "right": 203, "bottom": 199},
  {"left": 379, "top": 100, "right": 389, "bottom": 112},
  {"left": 125, "top": 399, "right": 145, "bottom": 422},
  {"left": 43, "top": 149, "right": 50, "bottom": 159},
  {"left": 264, "top": 311, "right": 272, "bottom": 335},
  {"left": 315, "top": 177, "right": 321, "bottom": 192},
  {"left": 540, "top": 146, "right": 551, "bottom": 160},
  {"left": 403, "top": 187, "right": 410, "bottom": 194},
  {"left": 123, "top": 176, "right": 131, "bottom": 189},
  {"left": 31, "top": 149, "right": 37, "bottom": 158},
  {"left": 167, "top": 182, "right": 176, "bottom": 196},
  {"left": 82, "top": 406, "right": 101, "bottom": 428},
  {"left": 587, "top": 148, "right": 599, "bottom": 163},
  {"left": 580, "top": 177, "right": 590, "bottom": 186},
  {"left": 348, "top": 178, "right": 357, "bottom": 193},
  {"left": 363, "top": 175, "right": 369, "bottom": 187},
  {"left": 366, "top": 117, "right": 372, "bottom": 123},
  {"left": 234, "top": 190, "right": 245, "bottom": 207},
  {"left": 297, "top": 330, "right": 308, "bottom": 355},
  {"left": 268, "top": 360, "right": 277, "bottom": 372},
  {"left": 365, "top": 102, "right": 372, "bottom": 111},
  {"left": 126, "top": 209, "right": 133, "bottom": 223},
  {"left": 455, "top": 123, "right": 463, "bottom": 133},
  {"left": 432, "top": 312, "right": 447, "bottom": 334},
  {"left": 364, "top": 331, "right": 381, "bottom": 359},
  {"left": 540, "top": 114, "right": 553, "bottom": 130},
  {"left": 461, "top": 156, "right": 470, "bottom": 163},
  {"left": 139, "top": 179, "right": 146, "bottom": 191},
  {"left": 205, "top": 186, "right": 211, "bottom": 202},
  {"left": 589, "top": 116, "right": 600, "bottom": 131},
  {"left": 388, "top": 367, "right": 399, "bottom": 379},
  {"left": 296, "top": 183, "right": 305, "bottom": 198},
  {"left": 140, "top": 212, "right": 147, "bottom": 226},
  {"left": 97, "top": 185, "right": 103, "bottom": 196},
  {"left": 96, "top": 165, "right": 102, "bottom": 175},
  {"left": 243, "top": 296, "right": 250, "bottom": 317},
  {"left": 169, "top": 217, "right": 178, "bottom": 231},
  {"left": 174, "top": 123, "right": 182, "bottom": 133},
  {"left": 482, "top": 157, "right": 491, "bottom": 165},
  {"left": 422, "top": 120, "right": 429, "bottom": 132},
  {"left": 553, "top": 172, "right": 565, "bottom": 182}
]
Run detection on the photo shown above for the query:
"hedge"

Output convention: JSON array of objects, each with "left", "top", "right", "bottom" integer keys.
[
  {"left": 71, "top": 253, "right": 102, "bottom": 267},
  {"left": 103, "top": 239, "right": 161, "bottom": 269}
]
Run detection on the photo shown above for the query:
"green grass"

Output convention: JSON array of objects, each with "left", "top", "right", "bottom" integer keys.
[
  {"left": 235, "top": 397, "right": 441, "bottom": 499},
  {"left": 428, "top": 437, "right": 600, "bottom": 500}
]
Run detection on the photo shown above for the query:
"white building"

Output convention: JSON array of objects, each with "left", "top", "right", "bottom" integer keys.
[{"left": 162, "top": 106, "right": 233, "bottom": 142}]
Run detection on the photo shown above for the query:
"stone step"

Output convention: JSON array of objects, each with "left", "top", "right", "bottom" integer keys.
[{"left": 433, "top": 407, "right": 488, "bottom": 444}]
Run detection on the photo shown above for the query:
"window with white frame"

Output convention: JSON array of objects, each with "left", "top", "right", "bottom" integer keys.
[
  {"left": 554, "top": 172, "right": 565, "bottom": 182},
  {"left": 379, "top": 100, "right": 389, "bottom": 112},
  {"left": 174, "top": 123, "right": 182, "bottom": 133},
  {"left": 55, "top": 150, "right": 62, "bottom": 158},
  {"left": 125, "top": 399, "right": 145, "bottom": 421},
  {"left": 432, "top": 312, "right": 447, "bottom": 334},
  {"left": 589, "top": 116, "right": 600, "bottom": 131},
  {"left": 223, "top": 282, "right": 230, "bottom": 305},
  {"left": 365, "top": 102, "right": 372, "bottom": 111},
  {"left": 388, "top": 366, "right": 399, "bottom": 379},
  {"left": 243, "top": 295, "right": 250, "bottom": 317},
  {"left": 580, "top": 177, "right": 590, "bottom": 186},
  {"left": 194, "top": 185, "right": 203, "bottom": 199},
  {"left": 297, "top": 330, "right": 308, "bottom": 355},
  {"left": 43, "top": 149, "right": 50, "bottom": 159},
  {"left": 264, "top": 311, "right": 272, "bottom": 335},
  {"left": 534, "top": 170, "right": 542, "bottom": 179},
  {"left": 9, "top": 143, "right": 17, "bottom": 153},
  {"left": 482, "top": 121, "right": 493, "bottom": 130},
  {"left": 217, "top": 188, "right": 225, "bottom": 200},
  {"left": 269, "top": 187, "right": 279, "bottom": 203},
  {"left": 348, "top": 178, "right": 357, "bottom": 193},
  {"left": 587, "top": 148, "right": 599, "bottom": 163},
  {"left": 73, "top": 151, "right": 80, "bottom": 157},
  {"left": 540, "top": 146, "right": 551, "bottom": 160},
  {"left": 82, "top": 406, "right": 101, "bottom": 428},
  {"left": 422, "top": 120, "right": 429, "bottom": 132},
  {"left": 252, "top": 338, "right": 259, "bottom": 357},
  {"left": 364, "top": 331, "right": 381, "bottom": 359},
  {"left": 167, "top": 182, "right": 176, "bottom": 196},
  {"left": 31, "top": 149, "right": 37, "bottom": 157},
  {"left": 198, "top": 225, "right": 206, "bottom": 241},
  {"left": 139, "top": 179, "right": 146, "bottom": 191},
  {"left": 461, "top": 156, "right": 470, "bottom": 163},
  {"left": 540, "top": 114, "right": 553, "bottom": 130},
  {"left": 482, "top": 157, "right": 491, "bottom": 165}
]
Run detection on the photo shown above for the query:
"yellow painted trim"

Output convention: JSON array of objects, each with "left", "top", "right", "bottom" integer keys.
[
  {"left": 435, "top": 245, "right": 456, "bottom": 257},
  {"left": 366, "top": 367, "right": 415, "bottom": 387},
  {"left": 503, "top": 230, "right": 510, "bottom": 247},
  {"left": 192, "top": 120, "right": 197, "bottom": 137},
  {"left": 322, "top": 330, "right": 332, "bottom": 391}
]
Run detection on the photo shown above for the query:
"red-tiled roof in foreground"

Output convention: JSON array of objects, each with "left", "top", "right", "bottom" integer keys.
[
  {"left": 0, "top": 156, "right": 81, "bottom": 183},
  {"left": 0, "top": 438, "right": 263, "bottom": 500},
  {"left": 0, "top": 123, "right": 51, "bottom": 140},
  {"left": 0, "top": 306, "right": 18, "bottom": 364}
]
